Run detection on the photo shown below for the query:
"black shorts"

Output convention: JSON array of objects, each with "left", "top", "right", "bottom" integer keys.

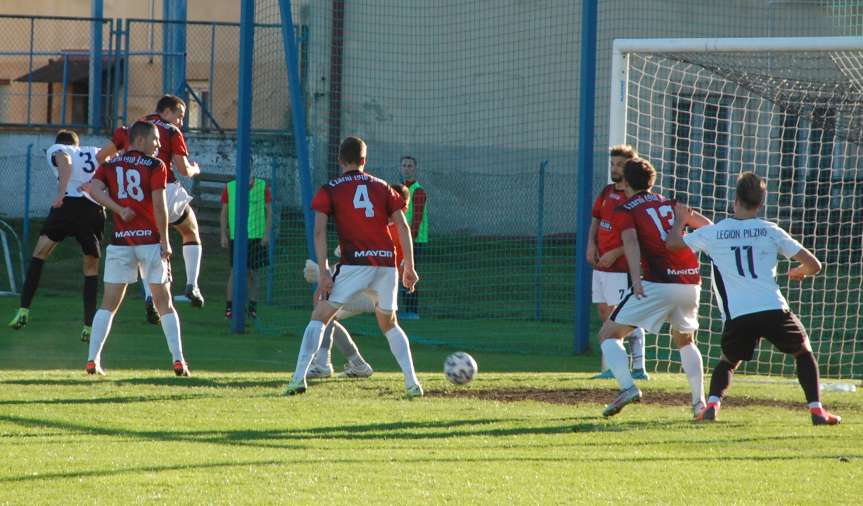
[
  {"left": 40, "top": 197, "right": 106, "bottom": 258},
  {"left": 721, "top": 309, "right": 810, "bottom": 363},
  {"left": 228, "top": 238, "right": 270, "bottom": 270}
]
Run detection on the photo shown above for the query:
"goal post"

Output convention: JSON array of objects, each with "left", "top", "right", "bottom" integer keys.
[{"left": 610, "top": 37, "right": 863, "bottom": 379}]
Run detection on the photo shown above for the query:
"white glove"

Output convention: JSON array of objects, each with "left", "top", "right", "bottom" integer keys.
[
  {"left": 303, "top": 259, "right": 319, "bottom": 284},
  {"left": 334, "top": 245, "right": 341, "bottom": 258}
]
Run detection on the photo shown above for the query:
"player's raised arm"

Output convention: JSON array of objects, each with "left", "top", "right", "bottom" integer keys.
[
  {"left": 172, "top": 153, "right": 200, "bottom": 178},
  {"left": 390, "top": 208, "right": 418, "bottom": 292},
  {"left": 52, "top": 151, "right": 73, "bottom": 208},
  {"left": 788, "top": 247, "right": 822, "bottom": 281}
]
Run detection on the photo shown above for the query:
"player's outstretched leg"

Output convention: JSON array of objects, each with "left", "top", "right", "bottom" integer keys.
[
  {"left": 86, "top": 282, "right": 128, "bottom": 376},
  {"left": 307, "top": 323, "right": 336, "bottom": 379},
  {"left": 600, "top": 337, "right": 641, "bottom": 417},
  {"left": 81, "top": 254, "right": 100, "bottom": 343},
  {"left": 696, "top": 358, "right": 737, "bottom": 422},
  {"left": 673, "top": 331, "right": 706, "bottom": 418},
  {"left": 9, "top": 238, "right": 55, "bottom": 330},
  {"left": 333, "top": 321, "right": 373, "bottom": 378},
  {"left": 629, "top": 328, "right": 650, "bottom": 380},
  {"left": 150, "top": 283, "right": 190, "bottom": 376},
  {"left": 285, "top": 320, "right": 327, "bottom": 395},
  {"left": 174, "top": 209, "right": 204, "bottom": 308},
  {"left": 795, "top": 350, "right": 841, "bottom": 425},
  {"left": 377, "top": 311, "right": 422, "bottom": 398}
]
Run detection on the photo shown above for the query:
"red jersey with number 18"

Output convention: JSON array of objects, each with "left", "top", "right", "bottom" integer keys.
[
  {"left": 93, "top": 150, "right": 168, "bottom": 246},
  {"left": 612, "top": 191, "right": 700, "bottom": 284},
  {"left": 311, "top": 170, "right": 406, "bottom": 267}
]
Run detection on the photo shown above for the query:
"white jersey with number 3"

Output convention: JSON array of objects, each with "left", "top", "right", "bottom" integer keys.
[
  {"left": 683, "top": 217, "right": 803, "bottom": 320},
  {"left": 46, "top": 144, "right": 100, "bottom": 203}
]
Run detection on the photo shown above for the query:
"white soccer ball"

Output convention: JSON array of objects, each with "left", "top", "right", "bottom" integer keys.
[{"left": 444, "top": 352, "right": 478, "bottom": 385}]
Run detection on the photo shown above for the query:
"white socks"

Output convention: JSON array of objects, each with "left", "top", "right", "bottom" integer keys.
[
  {"left": 160, "top": 311, "right": 184, "bottom": 362},
  {"left": 678, "top": 343, "right": 705, "bottom": 406},
  {"left": 384, "top": 326, "right": 419, "bottom": 388},
  {"left": 601, "top": 339, "right": 634, "bottom": 390},
  {"left": 88, "top": 309, "right": 115, "bottom": 365},
  {"left": 628, "top": 328, "right": 646, "bottom": 370},
  {"left": 183, "top": 244, "right": 202, "bottom": 288},
  {"left": 312, "top": 323, "right": 335, "bottom": 367},
  {"left": 293, "top": 320, "right": 325, "bottom": 382},
  {"left": 141, "top": 269, "right": 152, "bottom": 299}
]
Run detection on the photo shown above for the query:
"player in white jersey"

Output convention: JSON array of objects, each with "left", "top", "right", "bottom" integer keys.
[
  {"left": 8, "top": 130, "right": 109, "bottom": 343},
  {"left": 667, "top": 172, "right": 840, "bottom": 426}
]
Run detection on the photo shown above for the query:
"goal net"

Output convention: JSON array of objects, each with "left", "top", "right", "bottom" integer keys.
[{"left": 612, "top": 37, "right": 863, "bottom": 379}]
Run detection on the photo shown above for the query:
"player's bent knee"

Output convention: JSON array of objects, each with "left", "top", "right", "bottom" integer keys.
[
  {"left": 311, "top": 300, "right": 339, "bottom": 323},
  {"left": 375, "top": 308, "right": 397, "bottom": 332}
]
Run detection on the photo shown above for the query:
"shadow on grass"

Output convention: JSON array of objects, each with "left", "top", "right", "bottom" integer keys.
[
  {"left": 0, "top": 392, "right": 216, "bottom": 406},
  {"left": 0, "top": 376, "right": 286, "bottom": 389}
]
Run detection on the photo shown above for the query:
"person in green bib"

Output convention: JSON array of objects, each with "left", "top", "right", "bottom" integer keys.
[
  {"left": 220, "top": 174, "right": 272, "bottom": 320},
  {"left": 400, "top": 155, "right": 428, "bottom": 319}
]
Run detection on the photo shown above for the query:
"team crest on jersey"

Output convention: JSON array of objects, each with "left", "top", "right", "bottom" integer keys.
[{"left": 599, "top": 220, "right": 612, "bottom": 231}]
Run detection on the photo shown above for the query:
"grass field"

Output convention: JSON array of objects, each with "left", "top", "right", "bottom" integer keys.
[{"left": 1, "top": 293, "right": 862, "bottom": 504}]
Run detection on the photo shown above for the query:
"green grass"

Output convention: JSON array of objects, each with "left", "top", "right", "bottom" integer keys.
[{"left": 1, "top": 296, "right": 862, "bottom": 504}]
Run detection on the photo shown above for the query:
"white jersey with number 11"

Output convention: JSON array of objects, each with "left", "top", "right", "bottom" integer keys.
[{"left": 683, "top": 217, "right": 803, "bottom": 321}]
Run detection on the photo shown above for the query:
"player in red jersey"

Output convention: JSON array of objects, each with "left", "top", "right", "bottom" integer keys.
[
  {"left": 101, "top": 95, "right": 205, "bottom": 321},
  {"left": 587, "top": 144, "right": 648, "bottom": 381},
  {"left": 284, "top": 137, "right": 422, "bottom": 398},
  {"left": 304, "top": 183, "right": 412, "bottom": 380},
  {"left": 84, "top": 121, "right": 190, "bottom": 377},
  {"left": 599, "top": 157, "right": 711, "bottom": 418}
]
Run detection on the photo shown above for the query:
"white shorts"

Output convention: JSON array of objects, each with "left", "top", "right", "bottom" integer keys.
[
  {"left": 328, "top": 265, "right": 398, "bottom": 313},
  {"left": 167, "top": 182, "right": 194, "bottom": 224},
  {"left": 610, "top": 281, "right": 700, "bottom": 334},
  {"left": 103, "top": 244, "right": 171, "bottom": 285},
  {"left": 592, "top": 270, "right": 629, "bottom": 305}
]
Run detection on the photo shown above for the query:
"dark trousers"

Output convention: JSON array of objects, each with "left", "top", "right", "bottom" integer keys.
[{"left": 401, "top": 243, "right": 425, "bottom": 313}]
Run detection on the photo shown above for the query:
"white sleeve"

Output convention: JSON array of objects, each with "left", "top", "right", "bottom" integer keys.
[
  {"left": 770, "top": 223, "right": 803, "bottom": 259},
  {"left": 681, "top": 225, "right": 712, "bottom": 254},
  {"left": 45, "top": 144, "right": 73, "bottom": 177}
]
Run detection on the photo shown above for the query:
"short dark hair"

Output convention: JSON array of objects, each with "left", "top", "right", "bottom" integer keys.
[
  {"left": 390, "top": 183, "right": 410, "bottom": 202},
  {"left": 156, "top": 94, "right": 185, "bottom": 113},
  {"left": 623, "top": 157, "right": 656, "bottom": 192},
  {"left": 339, "top": 136, "right": 366, "bottom": 166},
  {"left": 55, "top": 129, "right": 79, "bottom": 146},
  {"left": 609, "top": 144, "right": 637, "bottom": 159},
  {"left": 735, "top": 172, "right": 766, "bottom": 210},
  {"left": 129, "top": 120, "right": 157, "bottom": 145},
  {"left": 401, "top": 155, "right": 417, "bottom": 165}
]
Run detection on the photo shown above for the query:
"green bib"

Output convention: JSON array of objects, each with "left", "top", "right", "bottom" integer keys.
[
  {"left": 406, "top": 181, "right": 428, "bottom": 243},
  {"left": 227, "top": 178, "right": 267, "bottom": 239}
]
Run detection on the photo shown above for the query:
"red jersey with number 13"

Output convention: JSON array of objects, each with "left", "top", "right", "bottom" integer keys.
[
  {"left": 93, "top": 150, "right": 167, "bottom": 246},
  {"left": 612, "top": 191, "right": 700, "bottom": 284},
  {"left": 591, "top": 183, "right": 628, "bottom": 273},
  {"left": 311, "top": 170, "right": 406, "bottom": 267}
]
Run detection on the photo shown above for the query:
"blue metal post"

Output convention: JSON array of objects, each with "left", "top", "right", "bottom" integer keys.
[
  {"left": 208, "top": 22, "right": 216, "bottom": 128},
  {"left": 23, "top": 145, "right": 33, "bottom": 248},
  {"left": 231, "top": 0, "right": 255, "bottom": 333},
  {"left": 279, "top": 0, "right": 317, "bottom": 261},
  {"left": 535, "top": 160, "right": 548, "bottom": 321},
  {"left": 171, "top": 0, "right": 188, "bottom": 96},
  {"left": 60, "top": 54, "right": 69, "bottom": 124},
  {"left": 574, "top": 0, "right": 598, "bottom": 354},
  {"left": 162, "top": 1, "right": 172, "bottom": 94},
  {"left": 26, "top": 18, "right": 34, "bottom": 126},
  {"left": 112, "top": 19, "right": 123, "bottom": 130},
  {"left": 122, "top": 21, "right": 131, "bottom": 125},
  {"left": 89, "top": 0, "right": 104, "bottom": 130}
]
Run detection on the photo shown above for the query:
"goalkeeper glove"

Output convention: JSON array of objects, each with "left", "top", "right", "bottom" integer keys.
[{"left": 303, "top": 259, "right": 319, "bottom": 284}]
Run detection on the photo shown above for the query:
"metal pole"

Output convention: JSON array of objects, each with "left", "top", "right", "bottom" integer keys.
[
  {"left": 208, "top": 22, "right": 216, "bottom": 129},
  {"left": 279, "top": 0, "right": 317, "bottom": 261},
  {"left": 574, "top": 0, "right": 598, "bottom": 354},
  {"left": 61, "top": 54, "right": 69, "bottom": 124},
  {"left": 122, "top": 21, "right": 131, "bottom": 125},
  {"left": 172, "top": 0, "right": 187, "bottom": 96},
  {"left": 535, "top": 160, "right": 548, "bottom": 321},
  {"left": 26, "top": 18, "right": 34, "bottom": 126},
  {"left": 89, "top": 0, "right": 104, "bottom": 130},
  {"left": 267, "top": 156, "right": 277, "bottom": 305},
  {"left": 162, "top": 0, "right": 172, "bottom": 93},
  {"left": 112, "top": 19, "right": 123, "bottom": 130},
  {"left": 23, "top": 144, "right": 33, "bottom": 249},
  {"left": 231, "top": 0, "right": 255, "bottom": 333}
]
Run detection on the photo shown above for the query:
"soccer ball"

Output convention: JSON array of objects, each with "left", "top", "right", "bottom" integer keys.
[{"left": 444, "top": 352, "right": 478, "bottom": 385}]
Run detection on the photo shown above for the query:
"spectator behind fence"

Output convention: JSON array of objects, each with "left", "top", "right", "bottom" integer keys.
[
  {"left": 220, "top": 174, "right": 272, "bottom": 321},
  {"left": 399, "top": 155, "right": 427, "bottom": 320}
]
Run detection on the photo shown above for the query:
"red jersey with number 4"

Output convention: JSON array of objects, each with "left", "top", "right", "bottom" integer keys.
[
  {"left": 311, "top": 170, "right": 406, "bottom": 267},
  {"left": 612, "top": 191, "right": 700, "bottom": 284},
  {"left": 111, "top": 113, "right": 189, "bottom": 183},
  {"left": 93, "top": 150, "right": 168, "bottom": 246},
  {"left": 591, "top": 184, "right": 628, "bottom": 273}
]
